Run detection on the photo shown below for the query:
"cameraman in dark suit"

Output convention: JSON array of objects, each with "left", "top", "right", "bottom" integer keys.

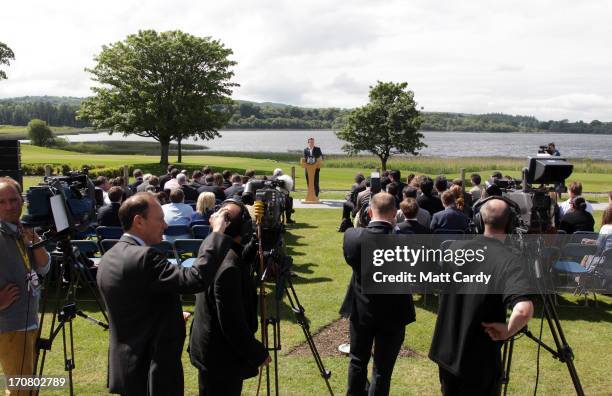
[
  {"left": 342, "top": 192, "right": 415, "bottom": 396},
  {"left": 97, "top": 192, "right": 232, "bottom": 396},
  {"left": 189, "top": 199, "right": 270, "bottom": 395},
  {"left": 303, "top": 137, "right": 323, "bottom": 197}
]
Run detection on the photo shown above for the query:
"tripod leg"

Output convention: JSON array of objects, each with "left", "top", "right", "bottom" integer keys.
[
  {"left": 284, "top": 279, "right": 334, "bottom": 395},
  {"left": 501, "top": 338, "right": 514, "bottom": 396}
]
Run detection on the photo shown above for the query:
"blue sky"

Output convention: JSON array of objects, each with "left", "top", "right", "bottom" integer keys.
[{"left": 1, "top": 0, "right": 611, "bottom": 121}]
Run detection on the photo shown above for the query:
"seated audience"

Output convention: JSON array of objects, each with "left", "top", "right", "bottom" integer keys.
[
  {"left": 192, "top": 192, "right": 216, "bottom": 224},
  {"left": 155, "top": 191, "right": 168, "bottom": 205},
  {"left": 417, "top": 176, "right": 444, "bottom": 216},
  {"left": 434, "top": 175, "right": 448, "bottom": 195},
  {"left": 97, "top": 186, "right": 123, "bottom": 227},
  {"left": 560, "top": 196, "right": 595, "bottom": 234},
  {"left": 177, "top": 173, "right": 199, "bottom": 202},
  {"left": 129, "top": 169, "right": 144, "bottom": 192},
  {"left": 396, "top": 186, "right": 431, "bottom": 227},
  {"left": 197, "top": 174, "right": 226, "bottom": 202},
  {"left": 396, "top": 198, "right": 430, "bottom": 234},
  {"left": 191, "top": 170, "right": 204, "bottom": 189},
  {"left": 559, "top": 181, "right": 594, "bottom": 217},
  {"left": 163, "top": 168, "right": 182, "bottom": 191},
  {"left": 596, "top": 206, "right": 612, "bottom": 254},
  {"left": 95, "top": 176, "right": 112, "bottom": 206},
  {"left": 222, "top": 169, "right": 232, "bottom": 188},
  {"left": 158, "top": 164, "right": 176, "bottom": 190},
  {"left": 224, "top": 174, "right": 245, "bottom": 198},
  {"left": 137, "top": 174, "right": 156, "bottom": 192},
  {"left": 450, "top": 184, "right": 473, "bottom": 218},
  {"left": 388, "top": 170, "right": 405, "bottom": 203},
  {"left": 430, "top": 190, "right": 470, "bottom": 232}
]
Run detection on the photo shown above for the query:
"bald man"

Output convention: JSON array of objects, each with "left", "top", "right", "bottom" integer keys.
[
  {"left": 0, "top": 177, "right": 51, "bottom": 394},
  {"left": 429, "top": 198, "right": 534, "bottom": 395}
]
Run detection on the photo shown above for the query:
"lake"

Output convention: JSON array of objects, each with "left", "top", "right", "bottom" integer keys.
[{"left": 58, "top": 129, "right": 612, "bottom": 160}]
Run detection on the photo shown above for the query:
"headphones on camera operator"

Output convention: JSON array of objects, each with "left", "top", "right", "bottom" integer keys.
[
  {"left": 472, "top": 195, "right": 522, "bottom": 234},
  {"left": 220, "top": 197, "right": 253, "bottom": 242}
]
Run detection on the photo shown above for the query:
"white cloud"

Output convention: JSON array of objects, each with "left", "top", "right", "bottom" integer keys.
[{"left": 1, "top": 0, "right": 611, "bottom": 121}]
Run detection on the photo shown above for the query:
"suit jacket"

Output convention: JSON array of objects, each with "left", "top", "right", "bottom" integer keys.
[
  {"left": 158, "top": 173, "right": 172, "bottom": 190},
  {"left": 224, "top": 183, "right": 245, "bottom": 199},
  {"left": 189, "top": 243, "right": 268, "bottom": 380},
  {"left": 197, "top": 184, "right": 226, "bottom": 202},
  {"left": 397, "top": 219, "right": 430, "bottom": 234},
  {"left": 430, "top": 207, "right": 470, "bottom": 232},
  {"left": 417, "top": 194, "right": 444, "bottom": 216},
  {"left": 341, "top": 221, "right": 416, "bottom": 327},
  {"left": 180, "top": 184, "right": 199, "bottom": 202},
  {"left": 129, "top": 178, "right": 143, "bottom": 193},
  {"left": 303, "top": 146, "right": 323, "bottom": 161},
  {"left": 97, "top": 203, "right": 122, "bottom": 227},
  {"left": 96, "top": 233, "right": 232, "bottom": 396}
]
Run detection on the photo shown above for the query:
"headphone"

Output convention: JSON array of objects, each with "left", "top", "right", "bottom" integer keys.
[
  {"left": 472, "top": 195, "right": 521, "bottom": 234},
  {"left": 220, "top": 197, "right": 253, "bottom": 241}
]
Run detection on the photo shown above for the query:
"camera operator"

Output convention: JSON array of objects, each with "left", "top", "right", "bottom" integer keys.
[
  {"left": 0, "top": 177, "right": 51, "bottom": 391},
  {"left": 270, "top": 168, "right": 295, "bottom": 224},
  {"left": 96, "top": 192, "right": 232, "bottom": 395},
  {"left": 429, "top": 198, "right": 534, "bottom": 395},
  {"left": 342, "top": 192, "right": 415, "bottom": 395},
  {"left": 189, "top": 199, "right": 270, "bottom": 395},
  {"left": 547, "top": 142, "right": 560, "bottom": 156}
]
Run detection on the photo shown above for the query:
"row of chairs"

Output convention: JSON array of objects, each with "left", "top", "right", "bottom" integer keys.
[
  {"left": 73, "top": 238, "right": 206, "bottom": 268},
  {"left": 95, "top": 224, "right": 211, "bottom": 241}
]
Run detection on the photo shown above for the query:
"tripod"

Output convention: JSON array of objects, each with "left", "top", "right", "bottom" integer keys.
[
  {"left": 253, "top": 203, "right": 333, "bottom": 396},
  {"left": 33, "top": 235, "right": 108, "bottom": 396},
  {"left": 501, "top": 235, "right": 584, "bottom": 396}
]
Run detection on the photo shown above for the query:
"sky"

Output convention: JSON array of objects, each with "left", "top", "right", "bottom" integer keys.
[{"left": 1, "top": 0, "right": 611, "bottom": 121}]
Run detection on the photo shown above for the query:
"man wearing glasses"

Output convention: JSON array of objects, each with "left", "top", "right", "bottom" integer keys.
[{"left": 0, "top": 177, "right": 51, "bottom": 394}]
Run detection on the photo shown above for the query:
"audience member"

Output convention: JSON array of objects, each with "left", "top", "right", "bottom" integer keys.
[
  {"left": 245, "top": 169, "right": 256, "bottom": 179},
  {"left": 417, "top": 177, "right": 444, "bottom": 216},
  {"left": 164, "top": 169, "right": 181, "bottom": 191},
  {"left": 388, "top": 170, "right": 405, "bottom": 203},
  {"left": 95, "top": 176, "right": 112, "bottom": 206},
  {"left": 224, "top": 175, "right": 245, "bottom": 199},
  {"left": 469, "top": 173, "right": 483, "bottom": 202},
  {"left": 192, "top": 192, "right": 216, "bottom": 224},
  {"left": 154, "top": 191, "right": 168, "bottom": 205},
  {"left": 595, "top": 206, "right": 612, "bottom": 254},
  {"left": 129, "top": 169, "right": 144, "bottom": 192},
  {"left": 338, "top": 173, "right": 366, "bottom": 232},
  {"left": 97, "top": 186, "right": 123, "bottom": 227},
  {"left": 162, "top": 189, "right": 194, "bottom": 227},
  {"left": 221, "top": 170, "right": 232, "bottom": 188},
  {"left": 396, "top": 198, "right": 430, "bottom": 234},
  {"left": 434, "top": 175, "right": 448, "bottom": 195},
  {"left": 450, "top": 184, "right": 473, "bottom": 218},
  {"left": 430, "top": 190, "right": 470, "bottom": 232},
  {"left": 559, "top": 181, "right": 594, "bottom": 217},
  {"left": 559, "top": 196, "right": 595, "bottom": 234},
  {"left": 158, "top": 164, "right": 176, "bottom": 190},
  {"left": 191, "top": 170, "right": 204, "bottom": 189},
  {"left": 178, "top": 173, "right": 199, "bottom": 202},
  {"left": 197, "top": 174, "right": 226, "bottom": 202},
  {"left": 396, "top": 186, "right": 431, "bottom": 228}
]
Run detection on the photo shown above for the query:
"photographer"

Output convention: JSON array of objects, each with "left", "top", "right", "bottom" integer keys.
[
  {"left": 270, "top": 168, "right": 295, "bottom": 224},
  {"left": 0, "top": 177, "right": 51, "bottom": 391},
  {"left": 342, "top": 192, "right": 415, "bottom": 395},
  {"left": 429, "top": 199, "right": 534, "bottom": 395},
  {"left": 96, "top": 192, "right": 232, "bottom": 395},
  {"left": 189, "top": 199, "right": 270, "bottom": 395}
]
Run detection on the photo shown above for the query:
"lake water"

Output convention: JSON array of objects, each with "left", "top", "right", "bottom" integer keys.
[{"left": 58, "top": 129, "right": 612, "bottom": 160}]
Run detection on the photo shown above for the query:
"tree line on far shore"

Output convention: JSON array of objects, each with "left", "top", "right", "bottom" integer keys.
[{"left": 1, "top": 96, "right": 611, "bottom": 134}]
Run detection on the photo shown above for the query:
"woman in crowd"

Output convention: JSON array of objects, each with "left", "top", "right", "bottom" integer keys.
[
  {"left": 596, "top": 205, "right": 612, "bottom": 254},
  {"left": 191, "top": 192, "right": 216, "bottom": 224},
  {"left": 560, "top": 196, "right": 595, "bottom": 234}
]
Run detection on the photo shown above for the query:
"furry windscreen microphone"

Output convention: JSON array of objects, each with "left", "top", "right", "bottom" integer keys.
[{"left": 276, "top": 174, "right": 294, "bottom": 194}]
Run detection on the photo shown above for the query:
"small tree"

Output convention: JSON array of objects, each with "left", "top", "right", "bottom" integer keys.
[
  {"left": 27, "top": 119, "right": 54, "bottom": 146},
  {"left": 0, "top": 42, "right": 15, "bottom": 80},
  {"left": 335, "top": 81, "right": 425, "bottom": 171}
]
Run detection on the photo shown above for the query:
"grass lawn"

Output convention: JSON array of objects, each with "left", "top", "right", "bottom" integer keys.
[{"left": 24, "top": 208, "right": 612, "bottom": 395}]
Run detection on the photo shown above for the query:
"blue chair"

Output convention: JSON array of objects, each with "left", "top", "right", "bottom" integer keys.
[
  {"left": 192, "top": 225, "right": 211, "bottom": 239},
  {"left": 163, "top": 225, "right": 192, "bottom": 243},
  {"left": 173, "top": 239, "right": 204, "bottom": 268},
  {"left": 99, "top": 239, "right": 121, "bottom": 254},
  {"left": 96, "top": 226, "right": 123, "bottom": 241},
  {"left": 152, "top": 241, "right": 179, "bottom": 265},
  {"left": 569, "top": 231, "right": 599, "bottom": 244},
  {"left": 190, "top": 220, "right": 208, "bottom": 227},
  {"left": 71, "top": 240, "right": 102, "bottom": 267}
]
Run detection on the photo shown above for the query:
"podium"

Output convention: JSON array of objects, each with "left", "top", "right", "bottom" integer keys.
[{"left": 300, "top": 157, "right": 322, "bottom": 204}]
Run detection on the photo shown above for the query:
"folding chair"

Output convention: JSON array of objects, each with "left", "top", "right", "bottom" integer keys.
[
  {"left": 192, "top": 225, "right": 211, "bottom": 239},
  {"left": 163, "top": 225, "right": 192, "bottom": 243},
  {"left": 151, "top": 241, "right": 179, "bottom": 265},
  {"left": 96, "top": 226, "right": 123, "bottom": 241},
  {"left": 569, "top": 231, "right": 599, "bottom": 244},
  {"left": 99, "top": 239, "right": 121, "bottom": 254},
  {"left": 173, "top": 239, "right": 205, "bottom": 268},
  {"left": 553, "top": 243, "right": 597, "bottom": 305}
]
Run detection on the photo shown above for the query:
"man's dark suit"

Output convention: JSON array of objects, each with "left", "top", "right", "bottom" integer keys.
[
  {"left": 430, "top": 207, "right": 470, "bottom": 233},
  {"left": 158, "top": 173, "right": 172, "bottom": 191},
  {"left": 224, "top": 184, "right": 244, "bottom": 199},
  {"left": 97, "top": 203, "right": 122, "bottom": 227},
  {"left": 129, "top": 178, "right": 144, "bottom": 193},
  {"left": 181, "top": 184, "right": 199, "bottom": 202},
  {"left": 342, "top": 221, "right": 416, "bottom": 395},
  {"left": 397, "top": 219, "right": 430, "bottom": 234},
  {"left": 96, "top": 233, "right": 232, "bottom": 396},
  {"left": 303, "top": 146, "right": 323, "bottom": 196},
  {"left": 417, "top": 194, "right": 444, "bottom": 216},
  {"left": 197, "top": 184, "right": 226, "bottom": 202},
  {"left": 189, "top": 242, "right": 268, "bottom": 395}
]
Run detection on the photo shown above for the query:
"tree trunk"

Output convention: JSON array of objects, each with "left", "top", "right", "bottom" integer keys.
[
  {"left": 159, "top": 140, "right": 170, "bottom": 166},
  {"left": 177, "top": 138, "right": 182, "bottom": 163},
  {"left": 379, "top": 155, "right": 388, "bottom": 171}
]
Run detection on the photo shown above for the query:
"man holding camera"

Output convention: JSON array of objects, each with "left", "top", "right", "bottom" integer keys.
[
  {"left": 429, "top": 199, "right": 534, "bottom": 395},
  {"left": 342, "top": 192, "right": 415, "bottom": 396},
  {"left": 0, "top": 177, "right": 51, "bottom": 394},
  {"left": 189, "top": 199, "right": 270, "bottom": 395},
  {"left": 97, "top": 192, "right": 232, "bottom": 396},
  {"left": 303, "top": 137, "right": 323, "bottom": 197}
]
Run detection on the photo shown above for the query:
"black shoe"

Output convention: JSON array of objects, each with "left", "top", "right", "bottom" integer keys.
[{"left": 338, "top": 219, "right": 353, "bottom": 232}]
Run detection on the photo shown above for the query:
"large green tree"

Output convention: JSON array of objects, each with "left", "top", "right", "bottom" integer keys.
[
  {"left": 0, "top": 42, "right": 15, "bottom": 80},
  {"left": 27, "top": 118, "right": 54, "bottom": 146},
  {"left": 335, "top": 81, "right": 425, "bottom": 170},
  {"left": 78, "top": 30, "right": 237, "bottom": 165}
]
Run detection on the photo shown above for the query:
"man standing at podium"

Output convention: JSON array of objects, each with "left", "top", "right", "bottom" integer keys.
[{"left": 303, "top": 137, "right": 323, "bottom": 197}]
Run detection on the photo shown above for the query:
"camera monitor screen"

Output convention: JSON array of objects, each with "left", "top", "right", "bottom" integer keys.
[
  {"left": 526, "top": 157, "right": 573, "bottom": 185},
  {"left": 50, "top": 194, "right": 71, "bottom": 233}
]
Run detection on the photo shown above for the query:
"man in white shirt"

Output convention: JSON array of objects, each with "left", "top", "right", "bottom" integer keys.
[
  {"left": 559, "top": 181, "right": 593, "bottom": 217},
  {"left": 162, "top": 189, "right": 194, "bottom": 227}
]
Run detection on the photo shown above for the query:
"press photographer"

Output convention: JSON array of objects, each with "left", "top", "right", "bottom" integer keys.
[{"left": 0, "top": 177, "right": 51, "bottom": 392}]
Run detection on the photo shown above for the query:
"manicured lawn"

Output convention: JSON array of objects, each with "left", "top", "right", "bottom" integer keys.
[{"left": 29, "top": 208, "right": 612, "bottom": 395}]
